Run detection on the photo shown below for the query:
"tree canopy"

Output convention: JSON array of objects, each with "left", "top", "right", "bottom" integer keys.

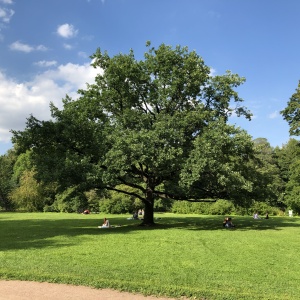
[
  {"left": 281, "top": 81, "right": 300, "bottom": 136},
  {"left": 280, "top": 81, "right": 300, "bottom": 213},
  {"left": 12, "top": 43, "right": 255, "bottom": 225},
  {"left": 0, "top": 150, "right": 16, "bottom": 210}
]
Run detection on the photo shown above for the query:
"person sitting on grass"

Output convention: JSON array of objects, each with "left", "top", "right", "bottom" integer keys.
[
  {"left": 101, "top": 218, "right": 110, "bottom": 228},
  {"left": 253, "top": 212, "right": 261, "bottom": 219},
  {"left": 223, "top": 217, "right": 235, "bottom": 228}
]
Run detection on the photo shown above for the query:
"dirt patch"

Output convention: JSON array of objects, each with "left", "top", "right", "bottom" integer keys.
[{"left": 0, "top": 280, "right": 179, "bottom": 300}]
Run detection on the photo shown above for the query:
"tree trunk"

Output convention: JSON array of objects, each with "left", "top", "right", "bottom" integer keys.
[
  {"left": 0, "top": 195, "right": 12, "bottom": 211},
  {"left": 140, "top": 189, "right": 155, "bottom": 226}
]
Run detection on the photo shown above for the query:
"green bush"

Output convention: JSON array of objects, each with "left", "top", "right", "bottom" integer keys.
[
  {"left": 84, "top": 189, "right": 101, "bottom": 213},
  {"left": 51, "top": 187, "right": 88, "bottom": 213},
  {"left": 99, "top": 185, "right": 144, "bottom": 214},
  {"left": 233, "top": 205, "right": 249, "bottom": 216},
  {"left": 171, "top": 199, "right": 283, "bottom": 216},
  {"left": 43, "top": 204, "right": 58, "bottom": 212},
  {"left": 153, "top": 198, "right": 173, "bottom": 212},
  {"left": 248, "top": 201, "right": 282, "bottom": 216},
  {"left": 99, "top": 194, "right": 137, "bottom": 214},
  {"left": 209, "top": 200, "right": 235, "bottom": 215},
  {"left": 171, "top": 200, "right": 234, "bottom": 215}
]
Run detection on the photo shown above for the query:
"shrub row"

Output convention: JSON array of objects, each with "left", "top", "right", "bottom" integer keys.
[
  {"left": 171, "top": 200, "right": 283, "bottom": 216},
  {"left": 41, "top": 194, "right": 285, "bottom": 216}
]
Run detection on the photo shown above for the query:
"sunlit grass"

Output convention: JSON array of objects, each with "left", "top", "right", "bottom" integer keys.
[{"left": 0, "top": 212, "right": 299, "bottom": 299}]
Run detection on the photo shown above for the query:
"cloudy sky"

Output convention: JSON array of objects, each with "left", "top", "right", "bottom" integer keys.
[{"left": 0, "top": 0, "right": 300, "bottom": 155}]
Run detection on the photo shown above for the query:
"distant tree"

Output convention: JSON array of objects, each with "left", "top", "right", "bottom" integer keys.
[
  {"left": 10, "top": 150, "right": 57, "bottom": 211},
  {"left": 0, "top": 150, "right": 16, "bottom": 210},
  {"left": 50, "top": 186, "right": 88, "bottom": 213},
  {"left": 9, "top": 169, "right": 44, "bottom": 211},
  {"left": 275, "top": 139, "right": 300, "bottom": 183},
  {"left": 12, "top": 150, "right": 34, "bottom": 183},
  {"left": 285, "top": 159, "right": 300, "bottom": 214},
  {"left": 12, "top": 43, "right": 254, "bottom": 225},
  {"left": 251, "top": 138, "right": 284, "bottom": 207},
  {"left": 275, "top": 138, "right": 300, "bottom": 213},
  {"left": 281, "top": 81, "right": 300, "bottom": 136}
]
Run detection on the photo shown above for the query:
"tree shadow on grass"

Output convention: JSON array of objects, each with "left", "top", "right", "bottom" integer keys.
[
  {"left": 0, "top": 215, "right": 145, "bottom": 251},
  {"left": 0, "top": 213, "right": 299, "bottom": 251},
  {"left": 163, "top": 215, "right": 300, "bottom": 231}
]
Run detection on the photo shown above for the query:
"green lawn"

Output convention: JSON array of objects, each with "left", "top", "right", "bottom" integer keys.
[{"left": 0, "top": 212, "right": 299, "bottom": 300}]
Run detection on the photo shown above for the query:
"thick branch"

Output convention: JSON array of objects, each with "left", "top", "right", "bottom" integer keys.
[
  {"left": 154, "top": 190, "right": 217, "bottom": 202},
  {"left": 105, "top": 186, "right": 145, "bottom": 202}
]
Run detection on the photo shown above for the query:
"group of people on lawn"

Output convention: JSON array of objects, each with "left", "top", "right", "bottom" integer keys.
[
  {"left": 223, "top": 211, "right": 269, "bottom": 228},
  {"left": 99, "top": 211, "right": 145, "bottom": 227},
  {"left": 253, "top": 211, "right": 269, "bottom": 219},
  {"left": 81, "top": 209, "right": 111, "bottom": 228},
  {"left": 82, "top": 208, "right": 145, "bottom": 228},
  {"left": 132, "top": 209, "right": 144, "bottom": 220},
  {"left": 84, "top": 209, "right": 270, "bottom": 229}
]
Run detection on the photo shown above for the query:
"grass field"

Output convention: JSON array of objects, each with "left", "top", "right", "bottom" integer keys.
[{"left": 0, "top": 212, "right": 299, "bottom": 300}]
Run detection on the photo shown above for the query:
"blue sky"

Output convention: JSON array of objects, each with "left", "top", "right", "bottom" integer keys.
[{"left": 0, "top": 0, "right": 299, "bottom": 155}]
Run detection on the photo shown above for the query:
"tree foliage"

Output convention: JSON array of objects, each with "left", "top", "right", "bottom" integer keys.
[
  {"left": 0, "top": 150, "right": 16, "bottom": 210},
  {"left": 12, "top": 43, "right": 255, "bottom": 224},
  {"left": 285, "top": 159, "right": 300, "bottom": 213},
  {"left": 8, "top": 150, "right": 57, "bottom": 211},
  {"left": 275, "top": 139, "right": 300, "bottom": 213},
  {"left": 12, "top": 150, "right": 34, "bottom": 184},
  {"left": 9, "top": 169, "right": 44, "bottom": 211},
  {"left": 251, "top": 138, "right": 284, "bottom": 206},
  {"left": 281, "top": 81, "right": 300, "bottom": 136}
]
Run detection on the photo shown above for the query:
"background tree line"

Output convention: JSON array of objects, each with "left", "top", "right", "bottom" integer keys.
[{"left": 1, "top": 137, "right": 299, "bottom": 216}]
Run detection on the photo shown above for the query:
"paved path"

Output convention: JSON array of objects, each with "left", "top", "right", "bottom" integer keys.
[{"left": 0, "top": 280, "right": 179, "bottom": 300}]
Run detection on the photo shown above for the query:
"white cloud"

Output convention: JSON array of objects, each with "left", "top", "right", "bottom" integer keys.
[
  {"left": 86, "top": 0, "right": 105, "bottom": 2},
  {"left": 36, "top": 44, "right": 48, "bottom": 51},
  {"left": 82, "top": 35, "right": 94, "bottom": 41},
  {"left": 9, "top": 41, "right": 48, "bottom": 53},
  {"left": 78, "top": 51, "right": 88, "bottom": 58},
  {"left": 63, "top": 43, "right": 73, "bottom": 50},
  {"left": 34, "top": 60, "right": 57, "bottom": 67},
  {"left": 0, "top": 7, "right": 14, "bottom": 23},
  {"left": 268, "top": 111, "right": 278, "bottom": 119},
  {"left": 0, "top": 0, "right": 14, "bottom": 4},
  {"left": 0, "top": 62, "right": 100, "bottom": 143},
  {"left": 9, "top": 41, "right": 33, "bottom": 52},
  {"left": 209, "top": 68, "right": 216, "bottom": 77},
  {"left": 57, "top": 23, "right": 78, "bottom": 39},
  {"left": 0, "top": 1, "right": 14, "bottom": 43}
]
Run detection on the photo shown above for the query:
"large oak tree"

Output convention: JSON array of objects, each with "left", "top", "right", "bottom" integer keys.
[{"left": 13, "top": 43, "right": 255, "bottom": 225}]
